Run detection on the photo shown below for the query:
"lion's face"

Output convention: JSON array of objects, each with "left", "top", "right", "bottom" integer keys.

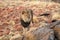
[{"left": 21, "top": 9, "right": 32, "bottom": 22}]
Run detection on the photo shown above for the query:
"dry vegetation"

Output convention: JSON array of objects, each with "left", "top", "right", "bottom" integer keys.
[{"left": 0, "top": 1, "right": 60, "bottom": 40}]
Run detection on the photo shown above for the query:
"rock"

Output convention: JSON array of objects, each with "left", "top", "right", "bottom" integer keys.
[
  {"left": 52, "top": 0, "right": 60, "bottom": 3},
  {"left": 23, "top": 27, "right": 54, "bottom": 40},
  {"left": 48, "top": 20, "right": 60, "bottom": 40},
  {"left": 53, "top": 24, "right": 60, "bottom": 40}
]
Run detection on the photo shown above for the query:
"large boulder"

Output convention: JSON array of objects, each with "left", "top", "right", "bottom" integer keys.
[
  {"left": 53, "top": 24, "right": 60, "bottom": 40},
  {"left": 23, "top": 27, "right": 54, "bottom": 40}
]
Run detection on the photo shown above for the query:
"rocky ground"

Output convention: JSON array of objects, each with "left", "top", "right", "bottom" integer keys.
[{"left": 0, "top": 1, "right": 60, "bottom": 40}]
